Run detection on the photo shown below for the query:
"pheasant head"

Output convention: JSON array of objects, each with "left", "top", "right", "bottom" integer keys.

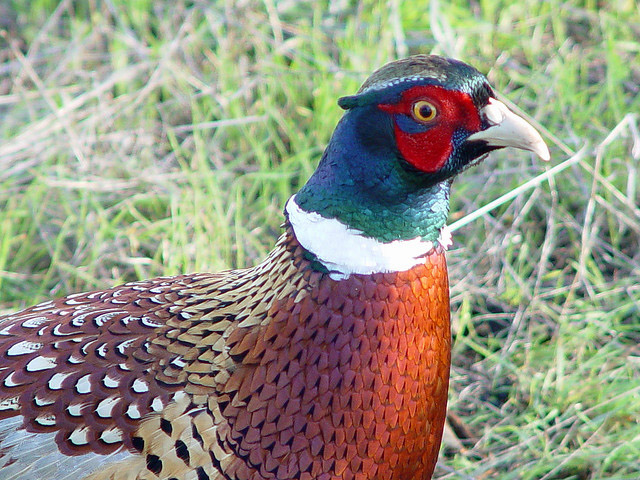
[{"left": 288, "top": 55, "right": 548, "bottom": 280}]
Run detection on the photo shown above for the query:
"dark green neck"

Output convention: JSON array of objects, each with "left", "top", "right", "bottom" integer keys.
[{"left": 295, "top": 106, "right": 451, "bottom": 243}]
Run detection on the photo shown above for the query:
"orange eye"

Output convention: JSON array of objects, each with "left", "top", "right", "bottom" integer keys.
[{"left": 411, "top": 100, "right": 437, "bottom": 122}]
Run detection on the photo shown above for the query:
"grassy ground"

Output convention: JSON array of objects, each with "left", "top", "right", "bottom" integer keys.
[{"left": 1, "top": 1, "right": 639, "bottom": 478}]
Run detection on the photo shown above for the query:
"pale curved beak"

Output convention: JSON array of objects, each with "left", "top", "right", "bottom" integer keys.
[{"left": 466, "top": 98, "right": 550, "bottom": 161}]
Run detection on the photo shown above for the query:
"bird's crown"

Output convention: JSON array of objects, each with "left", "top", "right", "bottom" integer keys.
[{"left": 338, "top": 55, "right": 493, "bottom": 110}]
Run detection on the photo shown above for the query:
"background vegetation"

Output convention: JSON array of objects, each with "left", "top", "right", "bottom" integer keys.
[{"left": 1, "top": 0, "right": 639, "bottom": 478}]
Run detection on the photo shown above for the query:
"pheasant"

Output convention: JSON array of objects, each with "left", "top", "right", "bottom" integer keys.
[{"left": 0, "top": 55, "right": 548, "bottom": 480}]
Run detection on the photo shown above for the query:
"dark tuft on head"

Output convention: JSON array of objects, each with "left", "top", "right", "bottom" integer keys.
[{"left": 338, "top": 55, "right": 493, "bottom": 111}]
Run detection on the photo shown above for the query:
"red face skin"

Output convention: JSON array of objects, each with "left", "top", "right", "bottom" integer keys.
[{"left": 378, "top": 85, "right": 482, "bottom": 172}]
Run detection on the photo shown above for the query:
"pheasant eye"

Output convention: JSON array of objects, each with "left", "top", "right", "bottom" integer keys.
[{"left": 412, "top": 100, "right": 437, "bottom": 122}]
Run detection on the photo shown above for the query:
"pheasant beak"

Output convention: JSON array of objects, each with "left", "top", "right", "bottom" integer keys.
[{"left": 466, "top": 98, "right": 550, "bottom": 161}]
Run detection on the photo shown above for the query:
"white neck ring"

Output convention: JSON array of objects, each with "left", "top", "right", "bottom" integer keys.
[{"left": 285, "top": 195, "right": 451, "bottom": 280}]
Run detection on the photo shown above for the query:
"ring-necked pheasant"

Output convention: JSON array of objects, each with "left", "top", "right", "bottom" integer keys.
[{"left": 0, "top": 55, "right": 548, "bottom": 480}]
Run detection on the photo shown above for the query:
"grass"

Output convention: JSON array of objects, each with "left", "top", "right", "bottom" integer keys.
[{"left": 1, "top": 0, "right": 639, "bottom": 478}]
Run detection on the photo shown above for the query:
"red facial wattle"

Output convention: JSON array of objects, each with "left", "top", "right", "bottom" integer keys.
[{"left": 378, "top": 85, "right": 482, "bottom": 173}]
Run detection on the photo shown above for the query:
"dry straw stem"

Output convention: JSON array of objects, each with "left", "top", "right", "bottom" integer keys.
[
  {"left": 578, "top": 113, "right": 640, "bottom": 286},
  {"left": 1, "top": 2, "right": 639, "bottom": 479},
  {"left": 449, "top": 145, "right": 589, "bottom": 233}
]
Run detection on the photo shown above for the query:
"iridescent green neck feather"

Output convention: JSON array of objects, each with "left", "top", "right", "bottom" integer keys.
[{"left": 294, "top": 105, "right": 452, "bottom": 243}]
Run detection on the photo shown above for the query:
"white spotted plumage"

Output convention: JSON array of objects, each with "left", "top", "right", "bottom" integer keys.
[
  {"left": 20, "top": 316, "right": 50, "bottom": 328},
  {"left": 75, "top": 374, "right": 92, "bottom": 394},
  {"left": 25, "top": 355, "right": 57, "bottom": 371},
  {"left": 0, "top": 415, "right": 133, "bottom": 480},
  {"left": 96, "top": 397, "right": 119, "bottom": 418},
  {"left": 6, "top": 340, "right": 44, "bottom": 356},
  {"left": 132, "top": 378, "right": 149, "bottom": 393}
]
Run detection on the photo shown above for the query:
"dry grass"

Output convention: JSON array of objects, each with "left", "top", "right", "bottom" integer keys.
[{"left": 1, "top": 1, "right": 639, "bottom": 478}]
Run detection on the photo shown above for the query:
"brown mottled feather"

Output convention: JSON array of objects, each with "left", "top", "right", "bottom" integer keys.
[{"left": 0, "top": 224, "right": 450, "bottom": 479}]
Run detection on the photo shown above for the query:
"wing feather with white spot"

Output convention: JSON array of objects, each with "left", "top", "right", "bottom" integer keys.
[
  {"left": 0, "top": 275, "right": 206, "bottom": 457},
  {"left": 0, "top": 231, "right": 307, "bottom": 480}
]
